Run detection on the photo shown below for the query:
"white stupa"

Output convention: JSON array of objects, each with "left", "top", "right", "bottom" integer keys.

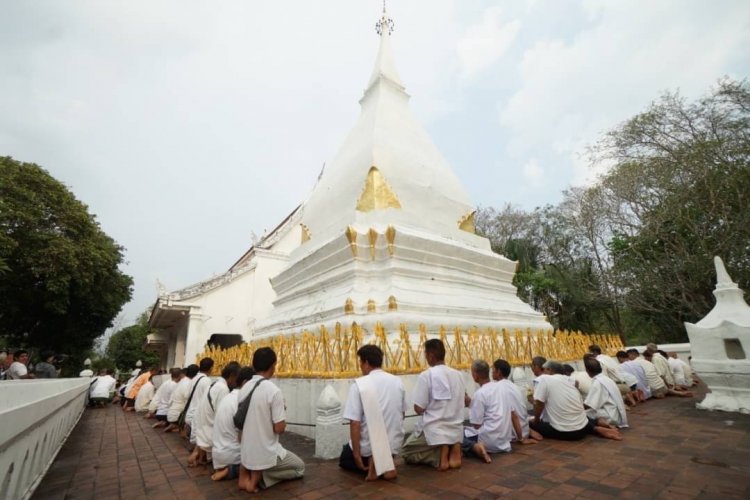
[
  {"left": 685, "top": 257, "right": 750, "bottom": 414},
  {"left": 255, "top": 9, "right": 551, "bottom": 337}
]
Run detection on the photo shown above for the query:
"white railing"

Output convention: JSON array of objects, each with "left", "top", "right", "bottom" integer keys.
[{"left": 0, "top": 378, "right": 90, "bottom": 500}]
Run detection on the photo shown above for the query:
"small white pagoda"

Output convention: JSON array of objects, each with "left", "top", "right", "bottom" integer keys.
[
  {"left": 254, "top": 10, "right": 550, "bottom": 337},
  {"left": 685, "top": 257, "right": 750, "bottom": 414}
]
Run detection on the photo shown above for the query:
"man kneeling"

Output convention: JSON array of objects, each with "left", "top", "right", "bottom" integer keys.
[
  {"left": 401, "top": 339, "right": 466, "bottom": 471},
  {"left": 340, "top": 345, "right": 406, "bottom": 480}
]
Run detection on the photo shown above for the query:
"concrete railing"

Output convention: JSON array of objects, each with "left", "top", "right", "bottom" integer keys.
[{"left": 0, "top": 378, "right": 90, "bottom": 500}]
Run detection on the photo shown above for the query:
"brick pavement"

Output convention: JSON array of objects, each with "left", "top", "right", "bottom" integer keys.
[{"left": 33, "top": 385, "right": 750, "bottom": 499}]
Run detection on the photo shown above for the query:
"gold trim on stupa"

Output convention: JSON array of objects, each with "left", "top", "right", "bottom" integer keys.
[
  {"left": 300, "top": 224, "right": 312, "bottom": 243},
  {"left": 356, "top": 166, "right": 402, "bottom": 211},
  {"left": 458, "top": 210, "right": 476, "bottom": 233}
]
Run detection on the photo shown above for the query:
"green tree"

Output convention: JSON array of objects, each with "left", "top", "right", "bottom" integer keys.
[
  {"left": 0, "top": 157, "right": 133, "bottom": 363},
  {"left": 105, "top": 313, "right": 160, "bottom": 371},
  {"left": 594, "top": 79, "right": 750, "bottom": 341}
]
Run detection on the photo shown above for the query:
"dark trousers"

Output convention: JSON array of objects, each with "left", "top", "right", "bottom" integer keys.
[
  {"left": 530, "top": 418, "right": 595, "bottom": 441},
  {"left": 338, "top": 443, "right": 369, "bottom": 475}
]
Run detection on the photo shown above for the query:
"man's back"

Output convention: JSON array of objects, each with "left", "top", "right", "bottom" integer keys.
[
  {"left": 469, "top": 382, "right": 512, "bottom": 453},
  {"left": 534, "top": 374, "right": 588, "bottom": 432},
  {"left": 155, "top": 380, "right": 177, "bottom": 415},
  {"left": 91, "top": 375, "right": 116, "bottom": 398},
  {"left": 413, "top": 365, "right": 465, "bottom": 445},
  {"left": 240, "top": 375, "right": 287, "bottom": 469},
  {"left": 634, "top": 358, "right": 665, "bottom": 390},
  {"left": 343, "top": 369, "right": 406, "bottom": 456},
  {"left": 496, "top": 379, "right": 529, "bottom": 439},
  {"left": 212, "top": 390, "right": 241, "bottom": 469}
]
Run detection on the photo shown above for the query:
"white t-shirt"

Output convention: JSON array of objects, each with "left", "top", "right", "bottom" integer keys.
[
  {"left": 167, "top": 377, "right": 192, "bottom": 422},
  {"left": 134, "top": 381, "right": 155, "bottom": 412},
  {"left": 212, "top": 390, "right": 241, "bottom": 469},
  {"left": 155, "top": 380, "right": 178, "bottom": 416},
  {"left": 620, "top": 360, "right": 651, "bottom": 398},
  {"left": 596, "top": 354, "right": 627, "bottom": 384},
  {"left": 240, "top": 376, "right": 288, "bottom": 470},
  {"left": 467, "top": 382, "right": 512, "bottom": 453},
  {"left": 584, "top": 374, "right": 628, "bottom": 428},
  {"left": 533, "top": 374, "right": 588, "bottom": 432},
  {"left": 7, "top": 361, "right": 28, "bottom": 379},
  {"left": 342, "top": 369, "right": 406, "bottom": 457},
  {"left": 667, "top": 357, "right": 687, "bottom": 386},
  {"left": 186, "top": 373, "right": 210, "bottom": 425},
  {"left": 633, "top": 358, "right": 665, "bottom": 391},
  {"left": 495, "top": 379, "right": 529, "bottom": 440},
  {"left": 412, "top": 364, "right": 465, "bottom": 446},
  {"left": 195, "top": 378, "right": 230, "bottom": 450},
  {"left": 571, "top": 371, "right": 592, "bottom": 396},
  {"left": 90, "top": 375, "right": 116, "bottom": 398}
]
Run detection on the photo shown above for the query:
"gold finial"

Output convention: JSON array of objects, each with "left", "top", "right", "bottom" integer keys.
[
  {"left": 385, "top": 225, "right": 396, "bottom": 256},
  {"left": 345, "top": 298, "right": 354, "bottom": 315},
  {"left": 345, "top": 225, "right": 358, "bottom": 257},
  {"left": 388, "top": 295, "right": 398, "bottom": 311},
  {"left": 367, "top": 299, "right": 377, "bottom": 313},
  {"left": 368, "top": 228, "right": 378, "bottom": 260}
]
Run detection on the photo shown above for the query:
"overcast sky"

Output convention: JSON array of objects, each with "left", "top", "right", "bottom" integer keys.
[{"left": 1, "top": 0, "right": 748, "bottom": 332}]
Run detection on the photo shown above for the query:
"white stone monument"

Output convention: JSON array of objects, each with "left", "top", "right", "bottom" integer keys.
[
  {"left": 685, "top": 256, "right": 750, "bottom": 414},
  {"left": 255, "top": 8, "right": 551, "bottom": 338}
]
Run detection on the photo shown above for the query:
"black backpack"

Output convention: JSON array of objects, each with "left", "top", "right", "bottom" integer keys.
[{"left": 233, "top": 378, "right": 265, "bottom": 430}]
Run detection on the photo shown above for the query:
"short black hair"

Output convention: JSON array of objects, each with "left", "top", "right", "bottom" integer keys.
[
  {"left": 616, "top": 350, "right": 628, "bottom": 360},
  {"left": 14, "top": 349, "right": 29, "bottom": 358},
  {"left": 562, "top": 364, "right": 575, "bottom": 376},
  {"left": 185, "top": 364, "right": 200, "bottom": 378},
  {"left": 588, "top": 344, "right": 602, "bottom": 355},
  {"left": 253, "top": 347, "right": 277, "bottom": 372},
  {"left": 221, "top": 361, "right": 241, "bottom": 380},
  {"left": 236, "top": 366, "right": 256, "bottom": 387},
  {"left": 40, "top": 350, "right": 55, "bottom": 361},
  {"left": 424, "top": 339, "right": 446, "bottom": 361},
  {"left": 626, "top": 348, "right": 639, "bottom": 356},
  {"left": 544, "top": 360, "right": 564, "bottom": 374},
  {"left": 357, "top": 345, "right": 383, "bottom": 368},
  {"left": 657, "top": 350, "right": 669, "bottom": 359},
  {"left": 531, "top": 356, "right": 547, "bottom": 369},
  {"left": 584, "top": 356, "right": 602, "bottom": 376},
  {"left": 493, "top": 359, "right": 511, "bottom": 378},
  {"left": 170, "top": 367, "right": 182, "bottom": 379},
  {"left": 199, "top": 357, "right": 214, "bottom": 373}
]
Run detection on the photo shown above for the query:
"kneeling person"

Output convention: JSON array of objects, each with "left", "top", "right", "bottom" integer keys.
[
  {"left": 463, "top": 360, "right": 512, "bottom": 463},
  {"left": 340, "top": 345, "right": 406, "bottom": 481}
]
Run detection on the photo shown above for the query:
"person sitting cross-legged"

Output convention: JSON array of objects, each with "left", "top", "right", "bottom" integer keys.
[
  {"left": 339, "top": 345, "right": 407, "bottom": 481},
  {"left": 462, "top": 360, "right": 513, "bottom": 463},
  {"left": 401, "top": 339, "right": 466, "bottom": 471},
  {"left": 530, "top": 360, "right": 622, "bottom": 441},
  {"left": 492, "top": 359, "right": 543, "bottom": 443}
]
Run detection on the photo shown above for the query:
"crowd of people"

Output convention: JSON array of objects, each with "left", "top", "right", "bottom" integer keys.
[
  {"left": 0, "top": 349, "right": 62, "bottom": 379},
  {"left": 90, "top": 340, "right": 697, "bottom": 493}
]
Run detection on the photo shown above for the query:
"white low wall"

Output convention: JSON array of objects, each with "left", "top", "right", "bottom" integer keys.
[{"left": 0, "top": 378, "right": 90, "bottom": 500}]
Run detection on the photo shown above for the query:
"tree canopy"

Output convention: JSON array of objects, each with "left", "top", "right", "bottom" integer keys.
[
  {"left": 0, "top": 157, "right": 133, "bottom": 363},
  {"left": 478, "top": 78, "right": 749, "bottom": 343},
  {"left": 105, "top": 313, "right": 160, "bottom": 371}
]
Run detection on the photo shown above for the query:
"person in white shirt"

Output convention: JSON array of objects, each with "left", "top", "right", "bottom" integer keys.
[
  {"left": 340, "top": 345, "right": 406, "bottom": 481},
  {"left": 211, "top": 366, "right": 255, "bottom": 482},
  {"left": 673, "top": 353, "right": 696, "bottom": 386},
  {"left": 645, "top": 344, "right": 676, "bottom": 387},
  {"left": 89, "top": 368, "right": 117, "bottom": 406},
  {"left": 462, "top": 360, "right": 513, "bottom": 463},
  {"left": 189, "top": 361, "right": 241, "bottom": 468},
  {"left": 530, "top": 361, "right": 622, "bottom": 441},
  {"left": 7, "top": 350, "right": 34, "bottom": 379},
  {"left": 238, "top": 348, "right": 304, "bottom": 493},
  {"left": 589, "top": 345, "right": 638, "bottom": 406},
  {"left": 152, "top": 368, "right": 181, "bottom": 428},
  {"left": 164, "top": 365, "right": 197, "bottom": 433},
  {"left": 185, "top": 357, "right": 214, "bottom": 442},
  {"left": 583, "top": 357, "right": 629, "bottom": 428},
  {"left": 642, "top": 351, "right": 693, "bottom": 398},
  {"left": 492, "top": 359, "right": 542, "bottom": 443},
  {"left": 134, "top": 377, "right": 155, "bottom": 413},
  {"left": 616, "top": 350, "right": 650, "bottom": 401},
  {"left": 401, "top": 339, "right": 466, "bottom": 471},
  {"left": 666, "top": 353, "right": 689, "bottom": 387}
]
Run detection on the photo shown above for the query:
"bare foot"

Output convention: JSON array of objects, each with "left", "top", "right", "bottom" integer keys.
[
  {"left": 594, "top": 426, "right": 623, "bottom": 441},
  {"left": 520, "top": 438, "right": 538, "bottom": 445},
  {"left": 437, "top": 445, "right": 450, "bottom": 471},
  {"left": 448, "top": 443, "right": 462, "bottom": 469},
  {"left": 382, "top": 470, "right": 397, "bottom": 480},
  {"left": 529, "top": 429, "right": 544, "bottom": 441},
  {"left": 211, "top": 468, "right": 229, "bottom": 481},
  {"left": 152, "top": 422, "right": 165, "bottom": 429},
  {"left": 473, "top": 442, "right": 492, "bottom": 464},
  {"left": 365, "top": 460, "right": 378, "bottom": 481}
]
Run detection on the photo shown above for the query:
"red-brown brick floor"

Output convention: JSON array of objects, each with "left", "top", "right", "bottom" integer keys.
[{"left": 33, "top": 385, "right": 750, "bottom": 499}]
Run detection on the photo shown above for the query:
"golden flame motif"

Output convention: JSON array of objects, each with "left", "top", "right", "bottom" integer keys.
[
  {"left": 367, "top": 299, "right": 377, "bottom": 313},
  {"left": 385, "top": 225, "right": 396, "bottom": 256},
  {"left": 388, "top": 295, "right": 398, "bottom": 311},
  {"left": 344, "top": 298, "right": 354, "bottom": 315},
  {"left": 356, "top": 166, "right": 402, "bottom": 212},
  {"left": 458, "top": 210, "right": 476, "bottom": 233},
  {"left": 345, "top": 225, "right": 358, "bottom": 257},
  {"left": 300, "top": 224, "right": 311, "bottom": 244},
  {"left": 198, "top": 325, "right": 624, "bottom": 378},
  {"left": 368, "top": 228, "right": 378, "bottom": 260}
]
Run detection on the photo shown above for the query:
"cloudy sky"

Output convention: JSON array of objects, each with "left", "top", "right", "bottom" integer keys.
[{"left": 1, "top": 0, "right": 748, "bottom": 331}]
